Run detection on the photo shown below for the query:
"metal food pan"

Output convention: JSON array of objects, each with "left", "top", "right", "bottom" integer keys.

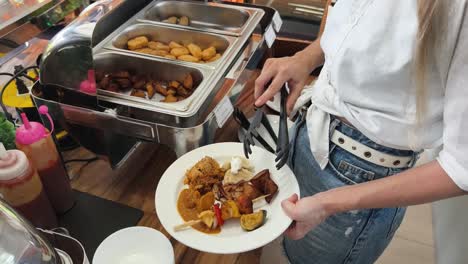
[
  {"left": 109, "top": 23, "right": 235, "bottom": 67},
  {"left": 140, "top": 1, "right": 251, "bottom": 35},
  {"left": 94, "top": 51, "right": 214, "bottom": 113}
]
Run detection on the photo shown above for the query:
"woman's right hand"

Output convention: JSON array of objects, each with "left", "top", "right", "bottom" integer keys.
[{"left": 254, "top": 54, "right": 315, "bottom": 114}]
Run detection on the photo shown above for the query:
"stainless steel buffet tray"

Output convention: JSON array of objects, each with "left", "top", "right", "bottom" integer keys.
[
  {"left": 94, "top": 51, "right": 212, "bottom": 112},
  {"left": 139, "top": 1, "right": 257, "bottom": 36},
  {"left": 90, "top": 1, "right": 264, "bottom": 124},
  {"left": 105, "top": 23, "right": 236, "bottom": 68}
]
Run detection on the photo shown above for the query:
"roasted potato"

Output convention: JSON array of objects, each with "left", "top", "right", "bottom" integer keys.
[
  {"left": 131, "top": 89, "right": 146, "bottom": 98},
  {"left": 167, "top": 88, "right": 177, "bottom": 96},
  {"left": 178, "top": 54, "right": 200, "bottom": 63},
  {"left": 170, "top": 47, "right": 190, "bottom": 57},
  {"left": 164, "top": 54, "right": 176, "bottom": 60},
  {"left": 146, "top": 83, "right": 156, "bottom": 99},
  {"left": 202, "top": 46, "right": 217, "bottom": 61},
  {"left": 163, "top": 94, "right": 178, "bottom": 103},
  {"left": 183, "top": 74, "right": 193, "bottom": 90},
  {"left": 149, "top": 49, "right": 169, "bottom": 56},
  {"left": 155, "top": 83, "right": 168, "bottom": 96},
  {"left": 127, "top": 36, "right": 148, "bottom": 50},
  {"left": 207, "top": 53, "right": 221, "bottom": 62},
  {"left": 163, "top": 16, "right": 178, "bottom": 24},
  {"left": 187, "top": 43, "right": 202, "bottom": 59},
  {"left": 148, "top": 41, "right": 170, "bottom": 51},
  {"left": 169, "top": 41, "right": 183, "bottom": 49},
  {"left": 169, "top": 81, "right": 181, "bottom": 89},
  {"left": 177, "top": 86, "right": 190, "bottom": 97},
  {"left": 134, "top": 48, "right": 154, "bottom": 55},
  {"left": 178, "top": 16, "right": 189, "bottom": 26}
]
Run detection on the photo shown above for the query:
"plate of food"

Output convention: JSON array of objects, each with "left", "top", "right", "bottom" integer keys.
[{"left": 155, "top": 142, "right": 300, "bottom": 254}]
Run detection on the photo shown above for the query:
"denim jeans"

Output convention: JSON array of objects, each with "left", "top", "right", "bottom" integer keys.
[{"left": 283, "top": 116, "right": 419, "bottom": 264}]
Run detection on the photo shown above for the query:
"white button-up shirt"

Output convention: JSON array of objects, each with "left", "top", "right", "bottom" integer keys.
[{"left": 293, "top": 0, "right": 468, "bottom": 190}]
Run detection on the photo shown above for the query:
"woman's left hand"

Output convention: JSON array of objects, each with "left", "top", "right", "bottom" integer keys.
[{"left": 281, "top": 194, "right": 330, "bottom": 240}]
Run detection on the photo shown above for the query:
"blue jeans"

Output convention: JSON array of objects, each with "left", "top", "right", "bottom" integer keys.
[{"left": 283, "top": 116, "right": 419, "bottom": 264}]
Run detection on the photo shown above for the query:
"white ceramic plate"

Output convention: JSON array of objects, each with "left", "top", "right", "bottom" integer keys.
[
  {"left": 155, "top": 143, "right": 300, "bottom": 254},
  {"left": 238, "top": 114, "right": 294, "bottom": 151},
  {"left": 93, "top": 227, "right": 174, "bottom": 264}
]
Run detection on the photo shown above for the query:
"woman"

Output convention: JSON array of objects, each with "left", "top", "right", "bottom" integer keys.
[{"left": 255, "top": 0, "right": 468, "bottom": 263}]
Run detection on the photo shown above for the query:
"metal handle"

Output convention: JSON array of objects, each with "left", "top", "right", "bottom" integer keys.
[{"left": 62, "top": 105, "right": 156, "bottom": 141}]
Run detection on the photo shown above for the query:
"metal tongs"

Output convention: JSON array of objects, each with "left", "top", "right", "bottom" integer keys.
[{"left": 243, "top": 84, "right": 289, "bottom": 170}]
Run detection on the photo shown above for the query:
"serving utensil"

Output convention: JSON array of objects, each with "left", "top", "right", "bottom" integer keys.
[
  {"left": 234, "top": 107, "right": 276, "bottom": 153},
  {"left": 243, "top": 84, "right": 289, "bottom": 169},
  {"left": 275, "top": 86, "right": 289, "bottom": 170}
]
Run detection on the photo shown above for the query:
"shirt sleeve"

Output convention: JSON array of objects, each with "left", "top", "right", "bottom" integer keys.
[{"left": 436, "top": 6, "right": 468, "bottom": 191}]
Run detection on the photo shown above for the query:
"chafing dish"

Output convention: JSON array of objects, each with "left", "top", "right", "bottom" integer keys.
[
  {"left": 140, "top": 1, "right": 254, "bottom": 36},
  {"left": 34, "top": 0, "right": 277, "bottom": 167}
]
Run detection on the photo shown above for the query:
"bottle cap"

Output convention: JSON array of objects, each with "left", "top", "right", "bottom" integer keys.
[
  {"left": 15, "top": 107, "right": 55, "bottom": 145},
  {"left": 16, "top": 113, "right": 47, "bottom": 145},
  {"left": 0, "top": 148, "right": 28, "bottom": 181},
  {"left": 0, "top": 143, "right": 8, "bottom": 160}
]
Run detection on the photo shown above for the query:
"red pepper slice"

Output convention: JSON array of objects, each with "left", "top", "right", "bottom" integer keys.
[{"left": 213, "top": 204, "right": 224, "bottom": 226}]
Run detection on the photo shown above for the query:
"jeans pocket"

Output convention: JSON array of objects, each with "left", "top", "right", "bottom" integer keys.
[
  {"left": 386, "top": 207, "right": 406, "bottom": 238},
  {"left": 328, "top": 145, "right": 377, "bottom": 185}
]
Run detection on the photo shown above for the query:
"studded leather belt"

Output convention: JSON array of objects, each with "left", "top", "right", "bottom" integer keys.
[{"left": 330, "top": 129, "right": 413, "bottom": 169}]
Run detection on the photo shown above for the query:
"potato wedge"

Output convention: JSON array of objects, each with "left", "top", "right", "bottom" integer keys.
[
  {"left": 164, "top": 54, "right": 176, "bottom": 60},
  {"left": 183, "top": 74, "right": 193, "bottom": 90},
  {"left": 207, "top": 53, "right": 221, "bottom": 62},
  {"left": 167, "top": 89, "right": 177, "bottom": 96},
  {"left": 179, "top": 16, "right": 189, "bottom": 26},
  {"left": 131, "top": 89, "right": 146, "bottom": 98},
  {"left": 149, "top": 49, "right": 169, "bottom": 56},
  {"left": 127, "top": 36, "right": 148, "bottom": 50},
  {"left": 170, "top": 47, "right": 190, "bottom": 57},
  {"left": 178, "top": 54, "right": 200, "bottom": 63},
  {"left": 148, "top": 41, "right": 170, "bottom": 51},
  {"left": 163, "top": 16, "right": 178, "bottom": 24},
  {"left": 202, "top": 46, "right": 217, "bottom": 61},
  {"left": 169, "top": 81, "right": 181, "bottom": 89},
  {"left": 177, "top": 86, "right": 190, "bottom": 97},
  {"left": 169, "top": 41, "right": 183, "bottom": 49},
  {"left": 146, "top": 83, "right": 156, "bottom": 99},
  {"left": 187, "top": 43, "right": 202, "bottom": 59},
  {"left": 155, "top": 83, "right": 168, "bottom": 96},
  {"left": 163, "top": 94, "right": 178, "bottom": 103},
  {"left": 134, "top": 48, "right": 154, "bottom": 55}
]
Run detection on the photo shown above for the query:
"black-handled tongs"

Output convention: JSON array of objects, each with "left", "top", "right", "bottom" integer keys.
[
  {"left": 243, "top": 84, "right": 289, "bottom": 170},
  {"left": 275, "top": 85, "right": 290, "bottom": 169},
  {"left": 242, "top": 106, "right": 278, "bottom": 156},
  {"left": 234, "top": 107, "right": 276, "bottom": 153}
]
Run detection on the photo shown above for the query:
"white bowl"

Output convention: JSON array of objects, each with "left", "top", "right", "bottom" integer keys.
[{"left": 93, "top": 227, "right": 174, "bottom": 264}]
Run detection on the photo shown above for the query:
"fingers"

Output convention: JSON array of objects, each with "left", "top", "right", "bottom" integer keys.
[
  {"left": 255, "top": 73, "right": 288, "bottom": 107},
  {"left": 286, "top": 81, "right": 305, "bottom": 115},
  {"left": 254, "top": 59, "right": 275, "bottom": 100},
  {"left": 287, "top": 193, "right": 299, "bottom": 203},
  {"left": 281, "top": 195, "right": 298, "bottom": 220}
]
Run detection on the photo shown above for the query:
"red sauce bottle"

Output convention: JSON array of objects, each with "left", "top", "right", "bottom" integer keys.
[
  {"left": 0, "top": 143, "right": 57, "bottom": 228},
  {"left": 16, "top": 106, "right": 75, "bottom": 214}
]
